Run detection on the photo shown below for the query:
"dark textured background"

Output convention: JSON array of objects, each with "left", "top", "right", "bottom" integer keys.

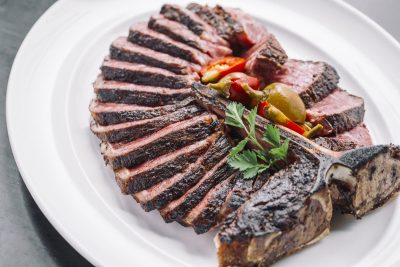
[{"left": 1, "top": 0, "right": 399, "bottom": 266}]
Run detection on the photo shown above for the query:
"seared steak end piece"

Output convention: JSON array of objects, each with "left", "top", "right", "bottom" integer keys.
[
  {"left": 330, "top": 145, "right": 400, "bottom": 218},
  {"left": 216, "top": 158, "right": 332, "bottom": 267}
]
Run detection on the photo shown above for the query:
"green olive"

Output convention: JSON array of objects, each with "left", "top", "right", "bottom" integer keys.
[{"left": 263, "top": 83, "right": 306, "bottom": 124}]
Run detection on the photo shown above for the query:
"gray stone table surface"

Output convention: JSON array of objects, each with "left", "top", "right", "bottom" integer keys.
[{"left": 0, "top": 0, "right": 399, "bottom": 266}]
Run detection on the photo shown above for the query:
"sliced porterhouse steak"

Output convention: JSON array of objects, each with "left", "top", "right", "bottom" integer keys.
[
  {"left": 193, "top": 83, "right": 400, "bottom": 264},
  {"left": 101, "top": 57, "right": 198, "bottom": 89},
  {"left": 101, "top": 113, "right": 220, "bottom": 170},
  {"left": 306, "top": 89, "right": 365, "bottom": 135},
  {"left": 91, "top": 104, "right": 203, "bottom": 144},
  {"left": 89, "top": 97, "right": 196, "bottom": 126},
  {"left": 94, "top": 75, "right": 192, "bottom": 106},
  {"left": 315, "top": 123, "right": 373, "bottom": 152},
  {"left": 116, "top": 133, "right": 220, "bottom": 195},
  {"left": 133, "top": 133, "right": 232, "bottom": 211},
  {"left": 148, "top": 15, "right": 232, "bottom": 58},
  {"left": 110, "top": 37, "right": 201, "bottom": 74},
  {"left": 128, "top": 22, "right": 211, "bottom": 65},
  {"left": 186, "top": 3, "right": 234, "bottom": 44},
  {"left": 245, "top": 33, "right": 288, "bottom": 81},
  {"left": 273, "top": 59, "right": 340, "bottom": 108},
  {"left": 159, "top": 4, "right": 229, "bottom": 46},
  {"left": 160, "top": 156, "right": 236, "bottom": 223}
]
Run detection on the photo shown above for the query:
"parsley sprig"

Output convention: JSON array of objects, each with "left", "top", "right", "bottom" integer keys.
[{"left": 225, "top": 102, "right": 289, "bottom": 179}]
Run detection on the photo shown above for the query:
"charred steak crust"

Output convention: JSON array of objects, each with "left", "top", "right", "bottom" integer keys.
[
  {"left": 128, "top": 23, "right": 210, "bottom": 65},
  {"left": 190, "top": 172, "right": 238, "bottom": 234},
  {"left": 160, "top": 4, "right": 204, "bottom": 35},
  {"left": 91, "top": 105, "right": 204, "bottom": 144},
  {"left": 110, "top": 38, "right": 199, "bottom": 75},
  {"left": 307, "top": 89, "right": 365, "bottom": 135},
  {"left": 245, "top": 34, "right": 288, "bottom": 80},
  {"left": 274, "top": 60, "right": 340, "bottom": 108},
  {"left": 138, "top": 133, "right": 231, "bottom": 211},
  {"left": 216, "top": 157, "right": 332, "bottom": 266},
  {"left": 163, "top": 159, "right": 236, "bottom": 223},
  {"left": 101, "top": 62, "right": 193, "bottom": 89},
  {"left": 104, "top": 114, "right": 220, "bottom": 170},
  {"left": 123, "top": 138, "right": 211, "bottom": 194},
  {"left": 186, "top": 3, "right": 232, "bottom": 42},
  {"left": 96, "top": 88, "right": 191, "bottom": 106},
  {"left": 90, "top": 97, "right": 196, "bottom": 126}
]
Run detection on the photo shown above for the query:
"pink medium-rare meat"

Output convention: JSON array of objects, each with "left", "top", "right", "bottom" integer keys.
[{"left": 110, "top": 37, "right": 201, "bottom": 74}]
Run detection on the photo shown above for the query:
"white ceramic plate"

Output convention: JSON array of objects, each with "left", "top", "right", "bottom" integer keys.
[{"left": 7, "top": 0, "right": 400, "bottom": 266}]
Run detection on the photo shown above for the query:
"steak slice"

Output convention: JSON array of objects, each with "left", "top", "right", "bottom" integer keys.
[
  {"left": 91, "top": 104, "right": 203, "bottom": 143},
  {"left": 148, "top": 15, "right": 232, "bottom": 58},
  {"left": 89, "top": 97, "right": 196, "bottom": 126},
  {"left": 216, "top": 155, "right": 332, "bottom": 266},
  {"left": 186, "top": 3, "right": 233, "bottom": 44},
  {"left": 94, "top": 75, "right": 192, "bottom": 106},
  {"left": 213, "top": 5, "right": 267, "bottom": 49},
  {"left": 306, "top": 89, "right": 365, "bottom": 135},
  {"left": 115, "top": 133, "right": 219, "bottom": 195},
  {"left": 273, "top": 59, "right": 340, "bottom": 108},
  {"left": 134, "top": 133, "right": 232, "bottom": 211},
  {"left": 101, "top": 57, "right": 198, "bottom": 89},
  {"left": 128, "top": 22, "right": 211, "bottom": 65},
  {"left": 101, "top": 113, "right": 220, "bottom": 170},
  {"left": 160, "top": 4, "right": 229, "bottom": 46},
  {"left": 315, "top": 123, "right": 373, "bottom": 151},
  {"left": 183, "top": 172, "right": 238, "bottom": 234},
  {"left": 110, "top": 37, "right": 200, "bottom": 74},
  {"left": 245, "top": 33, "right": 288, "bottom": 81},
  {"left": 160, "top": 156, "right": 236, "bottom": 223}
]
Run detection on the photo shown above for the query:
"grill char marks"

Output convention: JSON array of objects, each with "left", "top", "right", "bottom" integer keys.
[
  {"left": 110, "top": 37, "right": 200, "bottom": 74},
  {"left": 94, "top": 76, "right": 192, "bottom": 106},
  {"left": 134, "top": 133, "right": 231, "bottom": 211},
  {"left": 160, "top": 156, "right": 235, "bottom": 223},
  {"left": 101, "top": 113, "right": 220, "bottom": 170},
  {"left": 148, "top": 15, "right": 232, "bottom": 58},
  {"left": 91, "top": 104, "right": 203, "bottom": 143},
  {"left": 245, "top": 33, "right": 288, "bottom": 81},
  {"left": 160, "top": 4, "right": 229, "bottom": 46},
  {"left": 128, "top": 22, "right": 211, "bottom": 65},
  {"left": 183, "top": 172, "right": 238, "bottom": 234},
  {"left": 116, "top": 133, "right": 219, "bottom": 195},
  {"left": 101, "top": 57, "right": 198, "bottom": 89},
  {"left": 273, "top": 59, "right": 340, "bottom": 108},
  {"left": 186, "top": 3, "right": 233, "bottom": 44},
  {"left": 89, "top": 97, "right": 196, "bottom": 126},
  {"left": 307, "top": 89, "right": 365, "bottom": 135},
  {"left": 216, "top": 157, "right": 332, "bottom": 267}
]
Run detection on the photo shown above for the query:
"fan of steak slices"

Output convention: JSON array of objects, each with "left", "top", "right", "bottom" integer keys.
[{"left": 88, "top": 3, "right": 389, "bottom": 267}]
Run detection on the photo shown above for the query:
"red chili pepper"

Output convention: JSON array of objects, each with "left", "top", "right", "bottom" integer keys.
[
  {"left": 260, "top": 105, "right": 305, "bottom": 135},
  {"left": 201, "top": 57, "right": 246, "bottom": 83},
  {"left": 257, "top": 100, "right": 269, "bottom": 116},
  {"left": 208, "top": 72, "right": 260, "bottom": 105},
  {"left": 284, "top": 120, "right": 305, "bottom": 135}
]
